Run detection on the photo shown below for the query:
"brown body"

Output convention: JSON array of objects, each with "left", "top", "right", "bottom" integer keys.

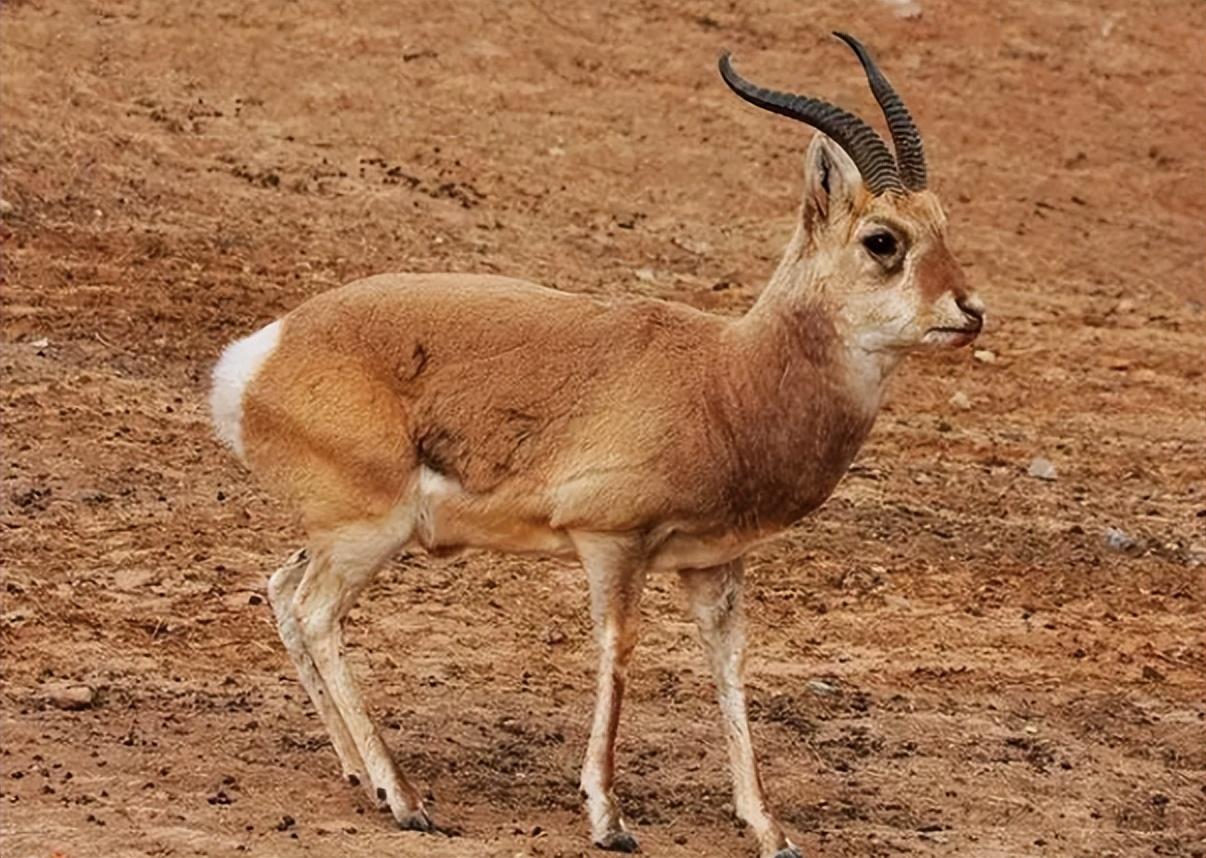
[
  {"left": 211, "top": 41, "right": 985, "bottom": 858},
  {"left": 244, "top": 271, "right": 875, "bottom": 565}
]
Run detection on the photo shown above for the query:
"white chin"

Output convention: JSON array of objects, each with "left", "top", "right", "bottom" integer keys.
[{"left": 923, "top": 329, "right": 977, "bottom": 348}]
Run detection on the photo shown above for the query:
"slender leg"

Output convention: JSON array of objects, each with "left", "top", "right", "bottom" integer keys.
[
  {"left": 573, "top": 533, "right": 646, "bottom": 853},
  {"left": 680, "top": 561, "right": 800, "bottom": 858},
  {"left": 291, "top": 522, "right": 432, "bottom": 830},
  {"left": 267, "top": 548, "right": 368, "bottom": 785}
]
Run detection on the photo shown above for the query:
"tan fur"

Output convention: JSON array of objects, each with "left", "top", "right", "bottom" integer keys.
[
  {"left": 217, "top": 131, "right": 984, "bottom": 857},
  {"left": 243, "top": 273, "right": 879, "bottom": 552}
]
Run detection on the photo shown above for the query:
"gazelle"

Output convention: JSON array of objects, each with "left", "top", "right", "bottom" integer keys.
[{"left": 210, "top": 32, "right": 983, "bottom": 858}]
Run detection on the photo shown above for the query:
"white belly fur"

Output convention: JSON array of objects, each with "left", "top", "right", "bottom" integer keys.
[
  {"left": 409, "top": 466, "right": 577, "bottom": 558},
  {"left": 408, "top": 466, "right": 763, "bottom": 570}
]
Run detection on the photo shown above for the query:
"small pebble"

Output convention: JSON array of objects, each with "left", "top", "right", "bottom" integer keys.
[
  {"left": 973, "top": 349, "right": 997, "bottom": 364},
  {"left": 45, "top": 683, "right": 96, "bottom": 711},
  {"left": 544, "top": 628, "right": 566, "bottom": 645},
  {"left": 807, "top": 679, "right": 838, "bottom": 697},
  {"left": 949, "top": 391, "right": 972, "bottom": 411},
  {"left": 1141, "top": 665, "right": 1165, "bottom": 682},
  {"left": 1027, "top": 457, "right": 1057, "bottom": 481},
  {"left": 1103, "top": 527, "right": 1138, "bottom": 552},
  {"left": 878, "top": 0, "right": 922, "bottom": 18}
]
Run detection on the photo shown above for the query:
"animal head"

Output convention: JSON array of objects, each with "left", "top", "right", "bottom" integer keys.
[{"left": 721, "top": 33, "right": 985, "bottom": 355}]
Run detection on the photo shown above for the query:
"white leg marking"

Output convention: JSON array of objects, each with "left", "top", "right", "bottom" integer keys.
[
  {"left": 680, "top": 561, "right": 796, "bottom": 858},
  {"left": 210, "top": 319, "right": 282, "bottom": 459},
  {"left": 268, "top": 549, "right": 367, "bottom": 785},
  {"left": 292, "top": 513, "right": 432, "bottom": 830}
]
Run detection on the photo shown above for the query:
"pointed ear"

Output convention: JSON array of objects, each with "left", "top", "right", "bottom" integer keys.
[{"left": 803, "top": 133, "right": 864, "bottom": 227}]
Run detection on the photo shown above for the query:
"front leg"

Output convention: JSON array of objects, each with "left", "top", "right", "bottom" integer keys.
[
  {"left": 572, "top": 532, "right": 647, "bottom": 853},
  {"left": 680, "top": 561, "right": 800, "bottom": 858}
]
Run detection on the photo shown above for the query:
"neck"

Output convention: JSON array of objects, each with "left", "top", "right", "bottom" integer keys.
[
  {"left": 709, "top": 230, "right": 903, "bottom": 528},
  {"left": 734, "top": 226, "right": 902, "bottom": 413}
]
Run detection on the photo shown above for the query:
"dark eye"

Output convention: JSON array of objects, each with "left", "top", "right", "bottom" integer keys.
[{"left": 862, "top": 231, "right": 898, "bottom": 258}]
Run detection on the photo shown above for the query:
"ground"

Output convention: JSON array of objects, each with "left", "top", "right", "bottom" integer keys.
[{"left": 2, "top": 1, "right": 1204, "bottom": 857}]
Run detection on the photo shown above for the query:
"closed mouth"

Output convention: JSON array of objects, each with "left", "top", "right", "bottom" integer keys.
[{"left": 924, "top": 324, "right": 980, "bottom": 346}]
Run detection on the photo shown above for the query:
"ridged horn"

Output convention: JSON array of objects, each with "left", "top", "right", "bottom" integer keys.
[
  {"left": 833, "top": 31, "right": 927, "bottom": 191},
  {"left": 718, "top": 52, "right": 904, "bottom": 196}
]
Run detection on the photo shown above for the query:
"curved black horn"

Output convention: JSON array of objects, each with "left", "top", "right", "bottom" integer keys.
[
  {"left": 719, "top": 52, "right": 904, "bottom": 196},
  {"left": 833, "top": 32, "right": 927, "bottom": 191}
]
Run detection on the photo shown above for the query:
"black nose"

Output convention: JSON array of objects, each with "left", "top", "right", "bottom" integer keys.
[{"left": 956, "top": 296, "right": 984, "bottom": 329}]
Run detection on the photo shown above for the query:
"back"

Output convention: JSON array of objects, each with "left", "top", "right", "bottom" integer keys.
[{"left": 239, "top": 273, "right": 732, "bottom": 530}]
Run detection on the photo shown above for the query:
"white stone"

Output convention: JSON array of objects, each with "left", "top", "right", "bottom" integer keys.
[
  {"left": 949, "top": 391, "right": 972, "bottom": 410},
  {"left": 1027, "top": 457, "right": 1057, "bottom": 481}
]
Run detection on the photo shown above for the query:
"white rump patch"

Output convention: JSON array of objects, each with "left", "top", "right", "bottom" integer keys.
[{"left": 209, "top": 319, "right": 282, "bottom": 459}]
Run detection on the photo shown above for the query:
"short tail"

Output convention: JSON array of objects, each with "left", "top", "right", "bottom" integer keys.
[{"left": 209, "top": 319, "right": 282, "bottom": 460}]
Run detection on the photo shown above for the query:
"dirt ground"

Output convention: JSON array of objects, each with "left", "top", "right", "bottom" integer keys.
[{"left": 2, "top": 1, "right": 1204, "bottom": 856}]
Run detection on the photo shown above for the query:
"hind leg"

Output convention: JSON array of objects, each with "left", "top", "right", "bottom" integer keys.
[
  {"left": 292, "top": 517, "right": 432, "bottom": 830},
  {"left": 268, "top": 548, "right": 367, "bottom": 786}
]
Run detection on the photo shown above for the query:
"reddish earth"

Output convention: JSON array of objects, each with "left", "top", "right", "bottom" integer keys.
[{"left": 2, "top": 2, "right": 1204, "bottom": 857}]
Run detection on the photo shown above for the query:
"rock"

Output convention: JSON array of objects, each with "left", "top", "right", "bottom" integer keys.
[
  {"left": 634, "top": 267, "right": 656, "bottom": 284},
  {"left": 806, "top": 679, "right": 838, "bottom": 697},
  {"left": 973, "top": 349, "right": 997, "bottom": 364},
  {"left": 543, "top": 627, "right": 566, "bottom": 645},
  {"left": 222, "top": 590, "right": 262, "bottom": 610},
  {"left": 949, "top": 391, "right": 972, "bottom": 410},
  {"left": 671, "top": 236, "right": 711, "bottom": 256},
  {"left": 1103, "top": 527, "right": 1138, "bottom": 552},
  {"left": 0, "top": 198, "right": 13, "bottom": 215},
  {"left": 877, "top": 0, "right": 922, "bottom": 18},
  {"left": 1027, "top": 457, "right": 1057, "bottom": 481},
  {"left": 46, "top": 683, "right": 96, "bottom": 710},
  {"left": 1187, "top": 544, "right": 1206, "bottom": 568},
  {"left": 30, "top": 337, "right": 49, "bottom": 349}
]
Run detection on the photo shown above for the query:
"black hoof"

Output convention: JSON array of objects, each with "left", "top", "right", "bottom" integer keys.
[
  {"left": 596, "top": 830, "right": 640, "bottom": 853},
  {"left": 396, "top": 807, "right": 434, "bottom": 833},
  {"left": 771, "top": 848, "right": 803, "bottom": 858}
]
